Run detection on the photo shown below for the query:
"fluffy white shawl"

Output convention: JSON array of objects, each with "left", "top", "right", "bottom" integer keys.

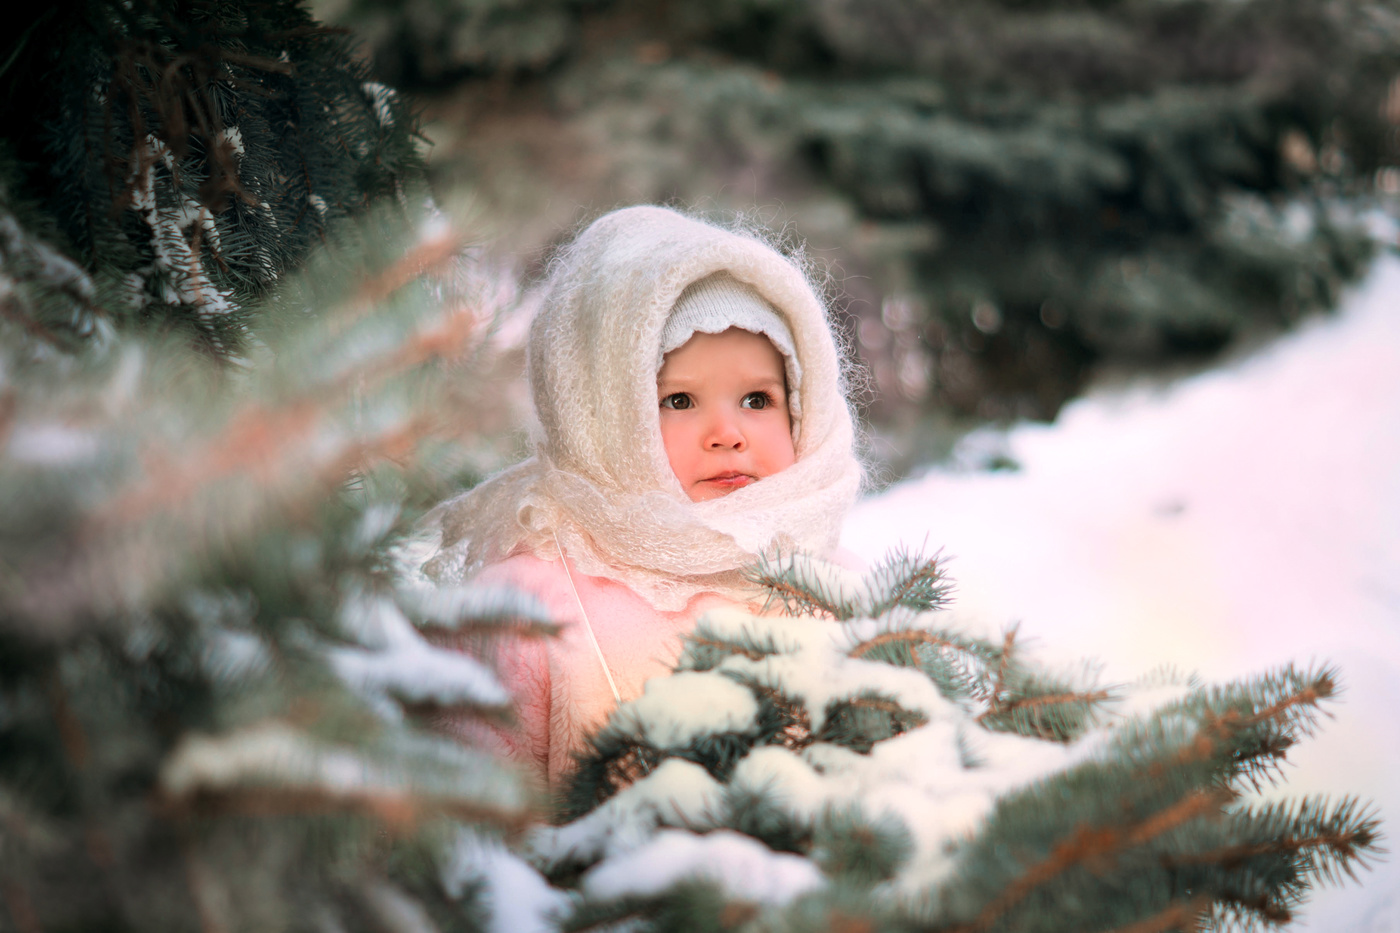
[{"left": 422, "top": 206, "right": 864, "bottom": 609}]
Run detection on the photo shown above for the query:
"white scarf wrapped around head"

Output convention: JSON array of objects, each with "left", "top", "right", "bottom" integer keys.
[{"left": 422, "top": 206, "right": 864, "bottom": 610}]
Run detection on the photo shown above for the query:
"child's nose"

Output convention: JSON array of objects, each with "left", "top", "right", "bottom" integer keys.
[{"left": 705, "top": 414, "right": 746, "bottom": 451}]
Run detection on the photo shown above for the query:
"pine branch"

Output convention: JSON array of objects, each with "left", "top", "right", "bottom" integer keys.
[
  {"left": 1239, "top": 668, "right": 1336, "bottom": 731},
  {"left": 1137, "top": 665, "right": 1341, "bottom": 788},
  {"left": 752, "top": 683, "right": 814, "bottom": 751},
  {"left": 981, "top": 625, "right": 1019, "bottom": 708},
  {"left": 820, "top": 691, "right": 929, "bottom": 752},
  {"left": 160, "top": 786, "right": 532, "bottom": 834},
  {"left": 847, "top": 628, "right": 978, "bottom": 662},
  {"left": 845, "top": 696, "right": 902, "bottom": 715},
  {"left": 1168, "top": 796, "right": 1384, "bottom": 886},
  {"left": 0, "top": 881, "right": 42, "bottom": 933},
  {"left": 745, "top": 548, "right": 860, "bottom": 618},
  {"left": 330, "top": 228, "right": 466, "bottom": 334},
  {"left": 1101, "top": 897, "right": 1209, "bottom": 933},
  {"left": 862, "top": 545, "right": 954, "bottom": 616},
  {"left": 753, "top": 570, "right": 844, "bottom": 619},
  {"left": 951, "top": 789, "right": 1231, "bottom": 933},
  {"left": 1203, "top": 896, "right": 1293, "bottom": 930},
  {"left": 178, "top": 835, "right": 230, "bottom": 933},
  {"left": 977, "top": 688, "right": 1116, "bottom": 739},
  {"left": 1167, "top": 828, "right": 1375, "bottom": 873},
  {"left": 0, "top": 299, "right": 66, "bottom": 347},
  {"left": 686, "top": 634, "right": 769, "bottom": 662}
]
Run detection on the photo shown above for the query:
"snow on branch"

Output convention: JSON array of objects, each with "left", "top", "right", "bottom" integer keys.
[
  {"left": 548, "top": 547, "right": 1378, "bottom": 929},
  {"left": 329, "top": 591, "right": 511, "bottom": 718},
  {"left": 401, "top": 582, "right": 558, "bottom": 635},
  {"left": 580, "top": 829, "right": 823, "bottom": 906},
  {"left": 159, "top": 721, "right": 531, "bottom": 830}
]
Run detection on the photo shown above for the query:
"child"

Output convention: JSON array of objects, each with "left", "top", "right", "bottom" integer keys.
[{"left": 420, "top": 206, "right": 863, "bottom": 783}]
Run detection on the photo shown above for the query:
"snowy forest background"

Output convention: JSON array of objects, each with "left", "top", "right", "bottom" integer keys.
[{"left": 1, "top": 0, "right": 1398, "bottom": 930}]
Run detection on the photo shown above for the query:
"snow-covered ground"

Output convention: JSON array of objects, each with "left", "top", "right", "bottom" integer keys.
[{"left": 844, "top": 253, "right": 1400, "bottom": 931}]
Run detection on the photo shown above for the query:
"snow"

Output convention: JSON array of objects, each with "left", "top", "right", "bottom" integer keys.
[
  {"left": 200, "top": 629, "right": 272, "bottom": 683},
  {"left": 599, "top": 606, "right": 1113, "bottom": 896},
  {"left": 711, "top": 613, "right": 956, "bottom": 733},
  {"left": 346, "top": 502, "right": 400, "bottom": 556},
  {"left": 161, "top": 721, "right": 367, "bottom": 795},
  {"left": 688, "top": 605, "right": 820, "bottom": 656},
  {"left": 843, "top": 252, "right": 1400, "bottom": 930},
  {"left": 580, "top": 829, "right": 823, "bottom": 905},
  {"left": 399, "top": 582, "right": 554, "bottom": 632},
  {"left": 0, "top": 213, "right": 95, "bottom": 300},
  {"left": 612, "top": 671, "right": 760, "bottom": 748},
  {"left": 530, "top": 758, "right": 724, "bottom": 868},
  {"left": 4, "top": 424, "right": 99, "bottom": 465},
  {"left": 724, "top": 721, "right": 1099, "bottom": 895},
  {"left": 161, "top": 720, "right": 530, "bottom": 819},
  {"left": 125, "top": 134, "right": 239, "bottom": 320},
  {"left": 362, "top": 82, "right": 398, "bottom": 127},
  {"left": 330, "top": 591, "right": 510, "bottom": 713},
  {"left": 219, "top": 126, "right": 245, "bottom": 157},
  {"left": 441, "top": 830, "right": 571, "bottom": 933}
]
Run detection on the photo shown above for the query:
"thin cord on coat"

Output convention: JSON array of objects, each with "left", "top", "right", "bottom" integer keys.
[{"left": 553, "top": 529, "right": 622, "bottom": 704}]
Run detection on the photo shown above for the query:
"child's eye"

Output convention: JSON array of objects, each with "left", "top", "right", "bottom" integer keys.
[
  {"left": 741, "top": 391, "right": 775, "bottom": 410},
  {"left": 660, "top": 393, "right": 693, "bottom": 410}
]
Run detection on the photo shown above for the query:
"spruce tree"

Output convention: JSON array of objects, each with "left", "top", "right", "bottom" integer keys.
[
  {"left": 0, "top": 205, "right": 561, "bottom": 932},
  {"left": 1, "top": 0, "right": 425, "bottom": 355},
  {"left": 541, "top": 550, "right": 1382, "bottom": 932}
]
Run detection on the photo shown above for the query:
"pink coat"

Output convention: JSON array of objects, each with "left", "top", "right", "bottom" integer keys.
[{"left": 447, "top": 553, "right": 750, "bottom": 786}]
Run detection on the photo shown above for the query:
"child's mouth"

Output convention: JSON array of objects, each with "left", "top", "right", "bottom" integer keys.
[{"left": 702, "top": 471, "right": 754, "bottom": 491}]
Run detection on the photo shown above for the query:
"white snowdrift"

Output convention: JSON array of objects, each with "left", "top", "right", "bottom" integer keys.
[{"left": 844, "top": 253, "right": 1400, "bottom": 932}]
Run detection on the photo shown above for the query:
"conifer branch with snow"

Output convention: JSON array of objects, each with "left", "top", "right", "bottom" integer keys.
[{"left": 543, "top": 550, "right": 1381, "bottom": 932}]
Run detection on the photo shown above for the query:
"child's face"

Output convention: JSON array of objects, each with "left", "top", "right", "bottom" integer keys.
[{"left": 657, "top": 328, "right": 797, "bottom": 502}]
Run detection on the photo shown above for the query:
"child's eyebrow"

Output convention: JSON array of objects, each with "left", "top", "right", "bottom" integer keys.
[{"left": 656, "top": 374, "right": 786, "bottom": 390}]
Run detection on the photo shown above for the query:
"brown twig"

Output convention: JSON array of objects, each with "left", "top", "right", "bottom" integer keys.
[
  {"left": 1162, "top": 827, "right": 1375, "bottom": 870},
  {"left": 975, "top": 690, "right": 1114, "bottom": 725},
  {"left": 45, "top": 671, "right": 90, "bottom": 769},
  {"left": 161, "top": 787, "right": 532, "bottom": 836},
  {"left": 845, "top": 696, "right": 920, "bottom": 717},
  {"left": 179, "top": 834, "right": 229, "bottom": 933},
  {"left": 871, "top": 556, "right": 947, "bottom": 611},
  {"left": 0, "top": 880, "right": 42, "bottom": 933},
  {"left": 326, "top": 230, "right": 466, "bottom": 336},
  {"left": 1156, "top": 676, "right": 1333, "bottom": 777},
  {"left": 848, "top": 629, "right": 967, "bottom": 660},
  {"left": 979, "top": 625, "right": 1019, "bottom": 711},
  {"left": 1101, "top": 897, "right": 1209, "bottom": 933},
  {"left": 1243, "top": 677, "right": 1332, "bottom": 729},
  {"left": 950, "top": 789, "right": 1229, "bottom": 933},
  {"left": 685, "top": 635, "right": 768, "bottom": 661},
  {"left": 757, "top": 575, "right": 838, "bottom": 618},
  {"left": 0, "top": 388, "right": 18, "bottom": 450},
  {"left": 94, "top": 297, "right": 477, "bottom": 530}
]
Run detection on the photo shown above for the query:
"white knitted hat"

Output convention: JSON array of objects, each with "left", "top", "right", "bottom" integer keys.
[
  {"left": 659, "top": 272, "right": 803, "bottom": 423},
  {"left": 422, "top": 205, "right": 863, "bottom": 610}
]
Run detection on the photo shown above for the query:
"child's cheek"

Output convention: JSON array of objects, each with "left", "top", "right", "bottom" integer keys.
[{"left": 658, "top": 410, "right": 699, "bottom": 486}]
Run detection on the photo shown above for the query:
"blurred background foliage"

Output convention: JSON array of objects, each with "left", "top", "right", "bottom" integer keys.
[
  {"left": 318, "top": 0, "right": 1400, "bottom": 468},
  {"left": 1, "top": 0, "right": 427, "bottom": 355}
]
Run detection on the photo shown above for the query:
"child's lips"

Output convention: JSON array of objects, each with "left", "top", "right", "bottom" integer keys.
[{"left": 701, "top": 471, "right": 755, "bottom": 490}]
